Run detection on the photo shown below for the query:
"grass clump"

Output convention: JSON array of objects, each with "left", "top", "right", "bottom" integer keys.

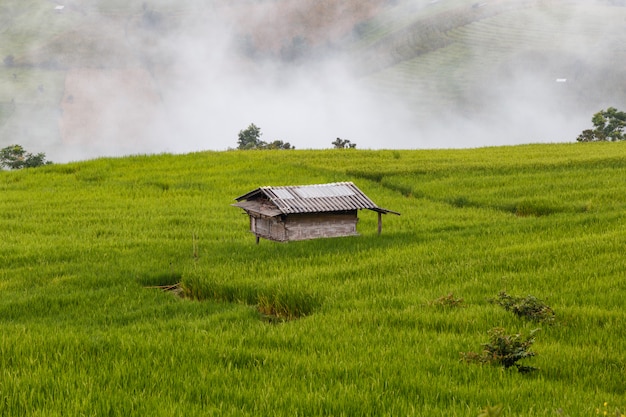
[
  {"left": 257, "top": 292, "right": 316, "bottom": 322},
  {"left": 491, "top": 291, "right": 555, "bottom": 323},
  {"left": 511, "top": 198, "right": 561, "bottom": 217},
  {"left": 477, "top": 404, "right": 504, "bottom": 417},
  {"left": 429, "top": 292, "right": 464, "bottom": 308},
  {"left": 461, "top": 327, "right": 540, "bottom": 373}
]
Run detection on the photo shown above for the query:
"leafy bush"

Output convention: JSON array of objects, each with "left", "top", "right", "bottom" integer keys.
[
  {"left": 491, "top": 291, "right": 555, "bottom": 323},
  {"left": 0, "top": 144, "right": 52, "bottom": 169},
  {"left": 461, "top": 327, "right": 540, "bottom": 373},
  {"left": 332, "top": 138, "right": 356, "bottom": 149}
]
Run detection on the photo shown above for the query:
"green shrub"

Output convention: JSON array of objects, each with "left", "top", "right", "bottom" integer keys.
[
  {"left": 491, "top": 291, "right": 555, "bottom": 323},
  {"left": 461, "top": 327, "right": 540, "bottom": 373}
]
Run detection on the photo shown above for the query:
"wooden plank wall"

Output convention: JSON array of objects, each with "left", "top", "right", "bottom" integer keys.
[
  {"left": 249, "top": 212, "right": 359, "bottom": 242},
  {"left": 285, "top": 213, "right": 358, "bottom": 241},
  {"left": 252, "top": 217, "right": 287, "bottom": 241}
]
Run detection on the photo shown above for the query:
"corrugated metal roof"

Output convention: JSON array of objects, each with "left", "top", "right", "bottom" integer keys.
[{"left": 234, "top": 182, "right": 399, "bottom": 215}]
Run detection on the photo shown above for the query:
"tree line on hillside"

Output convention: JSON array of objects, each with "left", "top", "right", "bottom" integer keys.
[
  {"left": 2, "top": 109, "right": 622, "bottom": 171},
  {"left": 236, "top": 123, "right": 357, "bottom": 150},
  {"left": 236, "top": 108, "right": 626, "bottom": 151}
]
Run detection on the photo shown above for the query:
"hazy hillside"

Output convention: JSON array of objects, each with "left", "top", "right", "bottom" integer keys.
[{"left": 1, "top": 0, "right": 625, "bottom": 161}]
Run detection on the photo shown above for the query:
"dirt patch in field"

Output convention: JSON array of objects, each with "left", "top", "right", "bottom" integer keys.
[{"left": 59, "top": 68, "right": 164, "bottom": 148}]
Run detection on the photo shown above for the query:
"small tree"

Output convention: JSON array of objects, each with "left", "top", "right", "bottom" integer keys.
[
  {"left": 237, "top": 123, "right": 263, "bottom": 149},
  {"left": 332, "top": 138, "right": 356, "bottom": 149},
  {"left": 577, "top": 107, "right": 626, "bottom": 142},
  {"left": 237, "top": 124, "right": 294, "bottom": 150},
  {"left": 0, "top": 144, "right": 52, "bottom": 170}
]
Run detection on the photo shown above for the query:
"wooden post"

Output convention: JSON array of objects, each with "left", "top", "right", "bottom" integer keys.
[
  {"left": 256, "top": 235, "right": 260, "bottom": 245},
  {"left": 378, "top": 212, "right": 382, "bottom": 235}
]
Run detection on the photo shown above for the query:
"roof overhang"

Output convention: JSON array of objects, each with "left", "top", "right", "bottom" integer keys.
[
  {"left": 371, "top": 207, "right": 401, "bottom": 216},
  {"left": 232, "top": 200, "right": 283, "bottom": 218}
]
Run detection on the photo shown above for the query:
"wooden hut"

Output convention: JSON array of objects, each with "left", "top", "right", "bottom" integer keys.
[{"left": 232, "top": 182, "right": 400, "bottom": 243}]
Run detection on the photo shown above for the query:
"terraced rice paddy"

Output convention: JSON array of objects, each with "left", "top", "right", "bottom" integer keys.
[{"left": 1, "top": 143, "right": 625, "bottom": 415}]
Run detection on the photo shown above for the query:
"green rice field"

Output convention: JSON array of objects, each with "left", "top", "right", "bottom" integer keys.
[{"left": 1, "top": 143, "right": 625, "bottom": 416}]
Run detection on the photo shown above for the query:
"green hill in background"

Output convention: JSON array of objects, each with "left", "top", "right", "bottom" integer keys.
[{"left": 1, "top": 0, "right": 625, "bottom": 160}]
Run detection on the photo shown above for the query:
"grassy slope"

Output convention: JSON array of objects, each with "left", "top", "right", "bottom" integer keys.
[{"left": 1, "top": 143, "right": 626, "bottom": 416}]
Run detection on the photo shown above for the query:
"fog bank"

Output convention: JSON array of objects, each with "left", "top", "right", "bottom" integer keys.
[{"left": 4, "top": 0, "right": 624, "bottom": 163}]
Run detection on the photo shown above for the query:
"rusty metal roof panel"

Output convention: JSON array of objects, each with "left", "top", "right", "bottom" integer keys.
[{"left": 233, "top": 182, "right": 396, "bottom": 215}]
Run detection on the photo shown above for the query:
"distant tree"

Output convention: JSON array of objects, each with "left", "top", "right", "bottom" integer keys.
[
  {"left": 264, "top": 140, "right": 294, "bottom": 150},
  {"left": 577, "top": 107, "right": 626, "bottom": 142},
  {"left": 332, "top": 138, "right": 356, "bottom": 149},
  {"left": 236, "top": 124, "right": 294, "bottom": 150},
  {"left": 0, "top": 144, "right": 52, "bottom": 170},
  {"left": 237, "top": 123, "right": 263, "bottom": 149}
]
